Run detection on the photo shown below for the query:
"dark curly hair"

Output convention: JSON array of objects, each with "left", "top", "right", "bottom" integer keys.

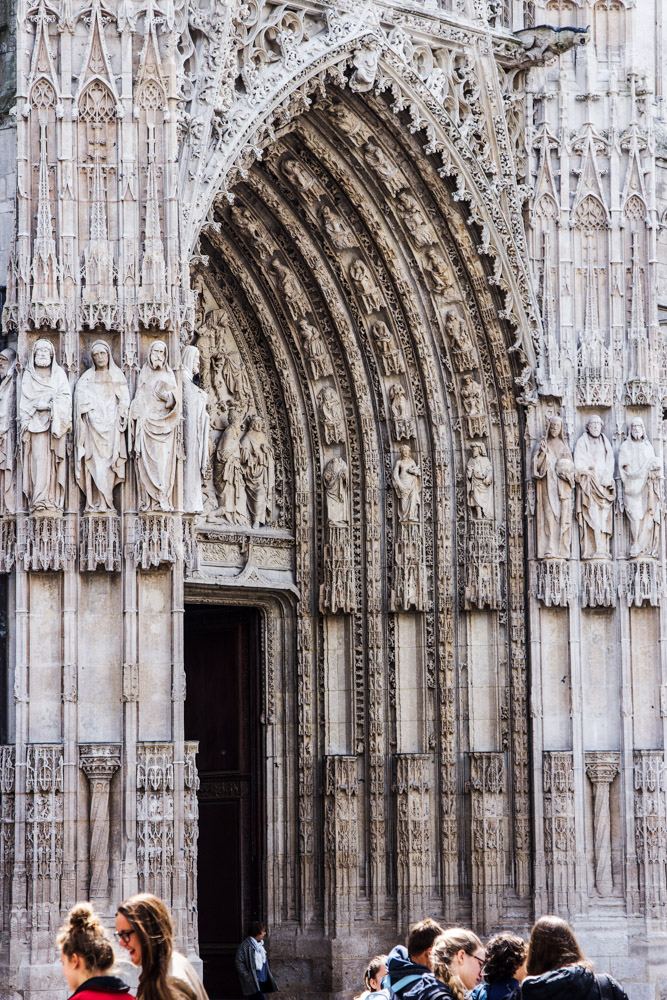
[{"left": 483, "top": 933, "right": 527, "bottom": 984}]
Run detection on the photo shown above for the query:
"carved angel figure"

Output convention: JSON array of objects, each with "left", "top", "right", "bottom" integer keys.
[
  {"left": 392, "top": 445, "right": 421, "bottom": 524},
  {"left": 300, "top": 319, "right": 333, "bottom": 380},
  {"left": 466, "top": 442, "right": 494, "bottom": 520},
  {"left": 20, "top": 338, "right": 72, "bottom": 514},
  {"left": 271, "top": 259, "right": 308, "bottom": 321},
  {"left": 323, "top": 455, "right": 349, "bottom": 527},
  {"left": 574, "top": 415, "right": 615, "bottom": 560},
  {"left": 532, "top": 415, "right": 575, "bottom": 559},
  {"left": 182, "top": 345, "right": 211, "bottom": 515},
  {"left": 0, "top": 349, "right": 17, "bottom": 514},
  {"left": 318, "top": 386, "right": 345, "bottom": 444},
  {"left": 618, "top": 418, "right": 662, "bottom": 559},
  {"left": 372, "top": 320, "right": 404, "bottom": 376},
  {"left": 74, "top": 340, "right": 129, "bottom": 513},
  {"left": 213, "top": 406, "right": 248, "bottom": 525},
  {"left": 349, "top": 259, "right": 382, "bottom": 313},
  {"left": 241, "top": 415, "right": 274, "bottom": 529},
  {"left": 128, "top": 340, "right": 181, "bottom": 513}
]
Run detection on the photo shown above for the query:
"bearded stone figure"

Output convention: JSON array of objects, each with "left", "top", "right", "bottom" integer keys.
[
  {"left": 182, "top": 345, "right": 211, "bottom": 515},
  {"left": 574, "top": 415, "right": 616, "bottom": 560},
  {"left": 128, "top": 340, "right": 181, "bottom": 513},
  {"left": 20, "top": 338, "right": 72, "bottom": 514},
  {"left": 533, "top": 415, "right": 575, "bottom": 559},
  {"left": 618, "top": 418, "right": 662, "bottom": 558},
  {"left": 241, "top": 415, "right": 274, "bottom": 529},
  {"left": 74, "top": 340, "right": 129, "bottom": 514},
  {"left": 0, "top": 349, "right": 17, "bottom": 514}
]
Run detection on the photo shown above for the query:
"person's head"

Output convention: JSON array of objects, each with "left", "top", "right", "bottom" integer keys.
[
  {"left": 630, "top": 418, "right": 645, "bottom": 441},
  {"left": 182, "top": 345, "right": 200, "bottom": 379},
  {"left": 33, "top": 338, "right": 53, "bottom": 368},
  {"left": 149, "top": 341, "right": 167, "bottom": 370},
  {"left": 91, "top": 341, "right": 111, "bottom": 371},
  {"left": 247, "top": 919, "right": 267, "bottom": 941},
  {"left": 58, "top": 902, "right": 114, "bottom": 992},
  {"left": 363, "top": 955, "right": 388, "bottom": 992},
  {"left": 399, "top": 444, "right": 411, "bottom": 459},
  {"left": 0, "top": 348, "right": 16, "bottom": 377},
  {"left": 483, "top": 933, "right": 527, "bottom": 985},
  {"left": 430, "top": 928, "right": 486, "bottom": 998},
  {"left": 407, "top": 918, "right": 444, "bottom": 968},
  {"left": 526, "top": 916, "right": 586, "bottom": 977},
  {"left": 548, "top": 416, "right": 563, "bottom": 438},
  {"left": 116, "top": 893, "right": 174, "bottom": 1000},
  {"left": 586, "top": 415, "right": 603, "bottom": 438}
]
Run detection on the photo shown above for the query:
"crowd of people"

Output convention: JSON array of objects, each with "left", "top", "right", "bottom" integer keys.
[{"left": 54, "top": 897, "right": 630, "bottom": 1000}]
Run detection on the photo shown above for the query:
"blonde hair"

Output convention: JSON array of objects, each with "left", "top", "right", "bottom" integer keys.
[
  {"left": 57, "top": 902, "right": 114, "bottom": 972},
  {"left": 431, "top": 928, "right": 484, "bottom": 1000}
]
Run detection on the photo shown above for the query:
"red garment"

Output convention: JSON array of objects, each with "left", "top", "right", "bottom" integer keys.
[{"left": 72, "top": 991, "right": 135, "bottom": 1000}]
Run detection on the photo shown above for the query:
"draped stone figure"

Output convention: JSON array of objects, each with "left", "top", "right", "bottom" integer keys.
[
  {"left": 182, "top": 345, "right": 210, "bottom": 515},
  {"left": 213, "top": 406, "right": 248, "bottom": 524},
  {"left": 618, "top": 418, "right": 662, "bottom": 558},
  {"left": 349, "top": 259, "right": 382, "bottom": 313},
  {"left": 392, "top": 445, "right": 421, "bottom": 523},
  {"left": 574, "top": 415, "right": 616, "bottom": 559},
  {"left": 533, "top": 415, "right": 575, "bottom": 559},
  {"left": 74, "top": 341, "right": 129, "bottom": 513},
  {"left": 321, "top": 205, "right": 355, "bottom": 250},
  {"left": 323, "top": 456, "right": 349, "bottom": 526},
  {"left": 466, "top": 442, "right": 494, "bottom": 520},
  {"left": 241, "top": 415, "right": 274, "bottom": 528},
  {"left": 318, "top": 386, "right": 345, "bottom": 444},
  {"left": 300, "top": 319, "right": 333, "bottom": 380},
  {"left": 20, "top": 338, "right": 72, "bottom": 514},
  {"left": 128, "top": 340, "right": 181, "bottom": 513},
  {"left": 372, "top": 320, "right": 404, "bottom": 375},
  {"left": 0, "top": 349, "right": 17, "bottom": 514}
]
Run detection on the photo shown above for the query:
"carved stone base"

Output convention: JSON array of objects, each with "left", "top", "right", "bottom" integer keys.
[
  {"left": 320, "top": 524, "right": 356, "bottom": 614},
  {"left": 532, "top": 560, "right": 571, "bottom": 607},
  {"left": 452, "top": 348, "right": 476, "bottom": 372},
  {"left": 131, "top": 515, "right": 180, "bottom": 569},
  {"left": 20, "top": 516, "right": 75, "bottom": 571},
  {"left": 619, "top": 560, "right": 663, "bottom": 607},
  {"left": 580, "top": 560, "right": 615, "bottom": 608},
  {"left": 80, "top": 515, "right": 121, "bottom": 572},
  {"left": 391, "top": 521, "right": 426, "bottom": 611},
  {"left": 0, "top": 517, "right": 16, "bottom": 572},
  {"left": 465, "top": 519, "right": 501, "bottom": 610}
]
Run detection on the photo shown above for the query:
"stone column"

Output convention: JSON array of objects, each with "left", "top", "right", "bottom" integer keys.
[
  {"left": 585, "top": 752, "right": 620, "bottom": 895},
  {"left": 79, "top": 744, "right": 121, "bottom": 902}
]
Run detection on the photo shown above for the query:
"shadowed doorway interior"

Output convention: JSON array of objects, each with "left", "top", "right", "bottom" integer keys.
[{"left": 185, "top": 605, "right": 263, "bottom": 999}]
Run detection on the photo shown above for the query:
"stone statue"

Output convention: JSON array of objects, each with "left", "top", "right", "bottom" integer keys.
[
  {"left": 196, "top": 308, "right": 225, "bottom": 396},
  {"left": 372, "top": 320, "right": 404, "bottom": 375},
  {"left": 74, "top": 340, "right": 130, "bottom": 513},
  {"left": 446, "top": 310, "right": 474, "bottom": 354},
  {"left": 532, "top": 415, "right": 575, "bottom": 559},
  {"left": 318, "top": 386, "right": 345, "bottom": 444},
  {"left": 20, "top": 338, "right": 72, "bottom": 514},
  {"left": 230, "top": 204, "right": 264, "bottom": 247},
  {"left": 349, "top": 43, "right": 379, "bottom": 93},
  {"left": 423, "top": 247, "right": 454, "bottom": 295},
  {"left": 618, "top": 417, "right": 662, "bottom": 558},
  {"left": 182, "top": 345, "right": 211, "bottom": 515},
  {"left": 213, "top": 405, "right": 248, "bottom": 524},
  {"left": 363, "top": 140, "right": 402, "bottom": 196},
  {"left": 241, "top": 414, "right": 274, "bottom": 529},
  {"left": 271, "top": 258, "right": 308, "bottom": 321},
  {"left": 217, "top": 342, "right": 252, "bottom": 408},
  {"left": 466, "top": 442, "right": 494, "bottom": 520},
  {"left": 128, "top": 340, "right": 181, "bottom": 513},
  {"left": 389, "top": 383, "right": 415, "bottom": 441},
  {"left": 300, "top": 319, "right": 333, "bottom": 380},
  {"left": 323, "top": 455, "right": 349, "bottom": 526},
  {"left": 349, "top": 259, "right": 382, "bottom": 313},
  {"left": 461, "top": 375, "right": 484, "bottom": 419},
  {"left": 574, "top": 415, "right": 616, "bottom": 560},
  {"left": 397, "top": 191, "right": 435, "bottom": 248},
  {"left": 0, "top": 349, "right": 17, "bottom": 514},
  {"left": 392, "top": 445, "right": 421, "bottom": 523},
  {"left": 321, "top": 205, "right": 355, "bottom": 250},
  {"left": 282, "top": 158, "right": 315, "bottom": 194}
]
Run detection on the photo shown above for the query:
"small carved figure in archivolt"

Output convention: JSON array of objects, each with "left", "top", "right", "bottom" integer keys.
[
  {"left": 271, "top": 258, "right": 308, "bottom": 321},
  {"left": 323, "top": 455, "right": 349, "bottom": 526},
  {"left": 230, "top": 204, "right": 265, "bottom": 251},
  {"left": 318, "top": 386, "right": 345, "bottom": 444},
  {"left": 241, "top": 415, "right": 274, "bottom": 529},
  {"left": 392, "top": 445, "right": 421, "bottom": 523},
  {"left": 128, "top": 341, "right": 181, "bottom": 513},
  {"left": 282, "top": 157, "right": 315, "bottom": 195},
  {"left": 349, "top": 43, "right": 379, "bottom": 93},
  {"left": 363, "top": 140, "right": 403, "bottom": 197},
  {"left": 372, "top": 319, "right": 404, "bottom": 376},
  {"left": 397, "top": 191, "right": 436, "bottom": 248},
  {"left": 618, "top": 417, "right": 662, "bottom": 559},
  {"left": 300, "top": 319, "right": 333, "bottom": 380},
  {"left": 213, "top": 405, "right": 248, "bottom": 525},
  {"left": 466, "top": 442, "right": 494, "bottom": 520},
  {"left": 20, "top": 339, "right": 72, "bottom": 514},
  {"left": 460, "top": 375, "right": 487, "bottom": 438},
  {"left": 533, "top": 415, "right": 575, "bottom": 560},
  {"left": 182, "top": 345, "right": 211, "bottom": 515},
  {"left": 423, "top": 247, "right": 454, "bottom": 296},
  {"left": 574, "top": 415, "right": 615, "bottom": 560},
  {"left": 446, "top": 309, "right": 475, "bottom": 370},
  {"left": 321, "top": 205, "right": 355, "bottom": 250},
  {"left": 75, "top": 340, "right": 129, "bottom": 513},
  {"left": 0, "top": 349, "right": 17, "bottom": 514},
  {"left": 389, "top": 383, "right": 415, "bottom": 441},
  {"left": 327, "top": 100, "right": 366, "bottom": 145},
  {"left": 349, "top": 259, "right": 382, "bottom": 313}
]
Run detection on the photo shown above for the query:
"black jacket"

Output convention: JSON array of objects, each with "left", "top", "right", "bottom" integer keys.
[
  {"left": 385, "top": 946, "right": 434, "bottom": 1000},
  {"left": 404, "top": 974, "right": 456, "bottom": 1000},
  {"left": 522, "top": 966, "right": 628, "bottom": 1000}
]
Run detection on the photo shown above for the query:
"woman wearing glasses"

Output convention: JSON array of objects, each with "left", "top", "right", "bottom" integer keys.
[
  {"left": 401, "top": 928, "right": 486, "bottom": 1000},
  {"left": 58, "top": 902, "right": 135, "bottom": 1000},
  {"left": 115, "top": 893, "right": 208, "bottom": 1000}
]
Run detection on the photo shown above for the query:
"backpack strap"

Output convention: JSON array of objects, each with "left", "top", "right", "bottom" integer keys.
[{"left": 387, "top": 974, "right": 423, "bottom": 996}]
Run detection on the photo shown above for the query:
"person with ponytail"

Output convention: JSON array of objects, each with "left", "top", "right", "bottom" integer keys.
[
  {"left": 401, "top": 928, "right": 486, "bottom": 1000},
  {"left": 355, "top": 955, "right": 389, "bottom": 1000},
  {"left": 58, "top": 902, "right": 135, "bottom": 1000},
  {"left": 115, "top": 893, "right": 208, "bottom": 1000}
]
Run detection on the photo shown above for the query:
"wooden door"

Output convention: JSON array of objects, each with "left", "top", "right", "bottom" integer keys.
[{"left": 184, "top": 605, "right": 263, "bottom": 999}]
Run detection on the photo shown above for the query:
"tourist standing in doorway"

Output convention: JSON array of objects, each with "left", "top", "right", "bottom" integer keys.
[
  {"left": 235, "top": 921, "right": 278, "bottom": 1000},
  {"left": 58, "top": 902, "right": 136, "bottom": 1000},
  {"left": 115, "top": 893, "right": 208, "bottom": 1000},
  {"left": 521, "top": 917, "right": 628, "bottom": 1000}
]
